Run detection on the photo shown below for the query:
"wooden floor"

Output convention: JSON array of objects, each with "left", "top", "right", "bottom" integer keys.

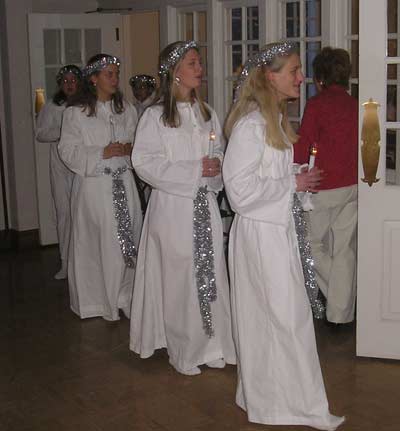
[{"left": 1, "top": 246, "right": 399, "bottom": 431}]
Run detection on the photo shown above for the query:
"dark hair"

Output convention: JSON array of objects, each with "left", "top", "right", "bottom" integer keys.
[
  {"left": 52, "top": 64, "right": 82, "bottom": 106},
  {"left": 67, "top": 54, "right": 124, "bottom": 117},
  {"left": 155, "top": 41, "right": 210, "bottom": 128},
  {"left": 129, "top": 74, "right": 156, "bottom": 91},
  {"left": 312, "top": 47, "right": 351, "bottom": 89}
]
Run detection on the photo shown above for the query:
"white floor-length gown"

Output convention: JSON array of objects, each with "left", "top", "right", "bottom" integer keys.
[
  {"left": 59, "top": 101, "right": 143, "bottom": 321},
  {"left": 223, "top": 110, "right": 344, "bottom": 430},
  {"left": 130, "top": 102, "right": 236, "bottom": 372},
  {"left": 36, "top": 101, "right": 74, "bottom": 268}
]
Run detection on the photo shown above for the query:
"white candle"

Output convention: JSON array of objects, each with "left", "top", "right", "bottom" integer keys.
[
  {"left": 110, "top": 115, "right": 116, "bottom": 142},
  {"left": 308, "top": 143, "right": 318, "bottom": 170},
  {"left": 208, "top": 130, "right": 216, "bottom": 158}
]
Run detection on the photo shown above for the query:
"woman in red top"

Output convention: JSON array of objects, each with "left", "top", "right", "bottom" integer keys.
[{"left": 295, "top": 47, "right": 358, "bottom": 324}]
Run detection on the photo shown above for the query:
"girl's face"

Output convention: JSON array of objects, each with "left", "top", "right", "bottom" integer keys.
[
  {"left": 266, "top": 54, "right": 304, "bottom": 101},
  {"left": 91, "top": 64, "right": 120, "bottom": 101},
  {"left": 60, "top": 72, "right": 79, "bottom": 98},
  {"left": 175, "top": 49, "right": 203, "bottom": 99}
]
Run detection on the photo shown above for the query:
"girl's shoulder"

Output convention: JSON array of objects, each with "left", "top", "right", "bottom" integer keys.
[{"left": 236, "top": 109, "right": 265, "bottom": 130}]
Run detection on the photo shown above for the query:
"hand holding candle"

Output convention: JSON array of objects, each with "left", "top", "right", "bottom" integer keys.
[{"left": 308, "top": 143, "right": 318, "bottom": 170}]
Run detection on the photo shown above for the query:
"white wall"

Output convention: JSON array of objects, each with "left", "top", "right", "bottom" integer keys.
[{"left": 0, "top": 0, "right": 98, "bottom": 231}]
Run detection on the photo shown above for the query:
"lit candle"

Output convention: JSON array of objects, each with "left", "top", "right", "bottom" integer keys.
[
  {"left": 208, "top": 130, "right": 216, "bottom": 158},
  {"left": 308, "top": 143, "right": 318, "bottom": 170}
]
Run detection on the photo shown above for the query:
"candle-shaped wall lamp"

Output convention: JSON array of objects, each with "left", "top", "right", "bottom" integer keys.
[
  {"left": 361, "top": 98, "right": 381, "bottom": 187},
  {"left": 35, "top": 88, "right": 45, "bottom": 115}
]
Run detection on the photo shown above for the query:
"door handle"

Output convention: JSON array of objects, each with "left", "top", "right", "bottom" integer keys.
[{"left": 361, "top": 98, "right": 381, "bottom": 186}]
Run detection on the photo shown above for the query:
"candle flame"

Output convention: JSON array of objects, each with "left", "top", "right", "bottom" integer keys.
[
  {"left": 209, "top": 131, "right": 216, "bottom": 141},
  {"left": 310, "top": 144, "right": 318, "bottom": 156}
]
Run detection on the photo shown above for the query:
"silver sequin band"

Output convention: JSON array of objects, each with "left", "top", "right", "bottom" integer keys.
[
  {"left": 104, "top": 166, "right": 137, "bottom": 268},
  {"left": 235, "top": 41, "right": 296, "bottom": 101},
  {"left": 159, "top": 41, "right": 198, "bottom": 76},
  {"left": 193, "top": 186, "right": 217, "bottom": 337},
  {"left": 129, "top": 75, "right": 156, "bottom": 88},
  {"left": 83, "top": 56, "right": 120, "bottom": 77},
  {"left": 292, "top": 193, "right": 325, "bottom": 319}
]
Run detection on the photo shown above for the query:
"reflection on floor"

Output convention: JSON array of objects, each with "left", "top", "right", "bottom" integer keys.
[{"left": 1, "top": 246, "right": 399, "bottom": 431}]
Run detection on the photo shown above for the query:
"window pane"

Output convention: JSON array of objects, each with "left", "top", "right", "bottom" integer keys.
[
  {"left": 306, "top": 42, "right": 320, "bottom": 77},
  {"left": 388, "top": 38, "right": 398, "bottom": 58},
  {"left": 232, "top": 45, "right": 243, "bottom": 74},
  {"left": 185, "top": 13, "right": 194, "bottom": 40},
  {"left": 64, "top": 29, "right": 82, "bottom": 64},
  {"left": 388, "top": 0, "right": 397, "bottom": 34},
  {"left": 351, "top": 40, "right": 359, "bottom": 78},
  {"left": 288, "top": 98, "right": 300, "bottom": 117},
  {"left": 387, "top": 83, "right": 398, "bottom": 122},
  {"left": 247, "top": 6, "right": 259, "bottom": 40},
  {"left": 306, "top": 0, "right": 321, "bottom": 37},
  {"left": 231, "top": 8, "right": 242, "bottom": 41},
  {"left": 84, "top": 29, "right": 101, "bottom": 63},
  {"left": 198, "top": 12, "right": 207, "bottom": 43},
  {"left": 388, "top": 62, "right": 397, "bottom": 81},
  {"left": 386, "top": 129, "right": 398, "bottom": 185},
  {"left": 306, "top": 83, "right": 317, "bottom": 99},
  {"left": 351, "top": 0, "right": 359, "bottom": 35},
  {"left": 45, "top": 67, "right": 59, "bottom": 99},
  {"left": 351, "top": 84, "right": 359, "bottom": 99},
  {"left": 286, "top": 2, "right": 300, "bottom": 38},
  {"left": 248, "top": 44, "right": 259, "bottom": 60},
  {"left": 44, "top": 29, "right": 61, "bottom": 65}
]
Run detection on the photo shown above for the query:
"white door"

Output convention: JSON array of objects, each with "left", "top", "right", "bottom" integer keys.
[
  {"left": 28, "top": 13, "right": 124, "bottom": 245},
  {"left": 357, "top": 0, "right": 400, "bottom": 359}
]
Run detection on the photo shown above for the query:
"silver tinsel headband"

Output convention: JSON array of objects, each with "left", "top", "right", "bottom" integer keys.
[
  {"left": 129, "top": 74, "right": 156, "bottom": 88},
  {"left": 56, "top": 65, "right": 82, "bottom": 84},
  {"left": 83, "top": 56, "right": 120, "bottom": 77},
  {"left": 235, "top": 41, "right": 296, "bottom": 100},
  {"left": 159, "top": 41, "right": 198, "bottom": 76}
]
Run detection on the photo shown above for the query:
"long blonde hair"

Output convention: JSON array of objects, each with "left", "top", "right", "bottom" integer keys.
[
  {"left": 224, "top": 45, "right": 299, "bottom": 150},
  {"left": 155, "top": 41, "right": 211, "bottom": 128}
]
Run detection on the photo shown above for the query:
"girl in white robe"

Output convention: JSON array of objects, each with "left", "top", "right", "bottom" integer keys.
[
  {"left": 36, "top": 65, "right": 82, "bottom": 279},
  {"left": 223, "top": 42, "right": 344, "bottom": 430},
  {"left": 59, "top": 54, "right": 143, "bottom": 321},
  {"left": 130, "top": 41, "right": 236, "bottom": 376}
]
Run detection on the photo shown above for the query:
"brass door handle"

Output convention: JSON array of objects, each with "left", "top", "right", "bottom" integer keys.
[{"left": 361, "top": 98, "right": 380, "bottom": 186}]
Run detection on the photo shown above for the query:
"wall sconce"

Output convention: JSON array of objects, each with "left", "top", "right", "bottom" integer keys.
[{"left": 34, "top": 88, "right": 45, "bottom": 115}]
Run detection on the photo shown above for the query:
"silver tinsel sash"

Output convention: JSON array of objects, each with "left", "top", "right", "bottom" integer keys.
[
  {"left": 104, "top": 166, "right": 136, "bottom": 268},
  {"left": 292, "top": 193, "right": 325, "bottom": 319},
  {"left": 193, "top": 186, "right": 217, "bottom": 337}
]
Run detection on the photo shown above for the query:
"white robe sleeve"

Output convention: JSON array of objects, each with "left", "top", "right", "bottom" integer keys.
[
  {"left": 132, "top": 108, "right": 202, "bottom": 199},
  {"left": 223, "top": 116, "right": 295, "bottom": 225},
  {"left": 58, "top": 107, "right": 104, "bottom": 177},
  {"left": 36, "top": 102, "right": 62, "bottom": 143},
  {"left": 122, "top": 101, "right": 138, "bottom": 168}
]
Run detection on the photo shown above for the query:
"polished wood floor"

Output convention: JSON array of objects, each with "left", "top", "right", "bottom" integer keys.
[{"left": 1, "top": 246, "right": 399, "bottom": 431}]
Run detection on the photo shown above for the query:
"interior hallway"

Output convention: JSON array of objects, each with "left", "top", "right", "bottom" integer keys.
[{"left": 1, "top": 245, "right": 399, "bottom": 431}]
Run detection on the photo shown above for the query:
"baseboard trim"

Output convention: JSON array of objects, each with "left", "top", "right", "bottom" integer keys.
[{"left": 0, "top": 229, "right": 40, "bottom": 251}]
